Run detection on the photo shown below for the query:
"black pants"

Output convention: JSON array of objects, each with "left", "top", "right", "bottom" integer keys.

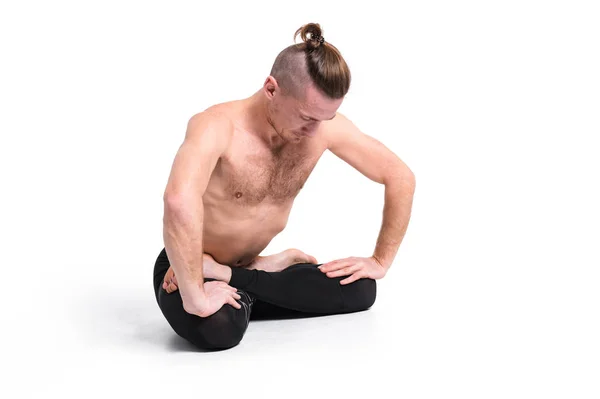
[{"left": 153, "top": 247, "right": 377, "bottom": 350}]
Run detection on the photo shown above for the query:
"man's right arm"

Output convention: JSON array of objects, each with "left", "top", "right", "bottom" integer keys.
[{"left": 162, "top": 111, "right": 233, "bottom": 314}]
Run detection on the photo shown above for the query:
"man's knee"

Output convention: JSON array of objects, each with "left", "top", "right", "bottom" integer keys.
[
  {"left": 340, "top": 278, "right": 377, "bottom": 312},
  {"left": 186, "top": 306, "right": 247, "bottom": 350}
]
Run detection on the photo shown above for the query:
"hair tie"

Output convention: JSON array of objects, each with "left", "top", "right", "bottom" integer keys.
[{"left": 311, "top": 33, "right": 324, "bottom": 44}]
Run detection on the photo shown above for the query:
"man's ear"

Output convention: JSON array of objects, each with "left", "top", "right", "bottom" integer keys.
[{"left": 263, "top": 76, "right": 278, "bottom": 98}]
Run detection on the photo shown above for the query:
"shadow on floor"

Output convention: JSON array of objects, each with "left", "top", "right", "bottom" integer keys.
[{"left": 69, "top": 282, "right": 373, "bottom": 353}]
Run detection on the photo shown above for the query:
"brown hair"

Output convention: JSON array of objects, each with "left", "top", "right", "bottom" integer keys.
[{"left": 269, "top": 23, "right": 351, "bottom": 100}]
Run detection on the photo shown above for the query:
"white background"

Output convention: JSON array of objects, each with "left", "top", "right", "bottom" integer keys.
[{"left": 1, "top": 0, "right": 598, "bottom": 398}]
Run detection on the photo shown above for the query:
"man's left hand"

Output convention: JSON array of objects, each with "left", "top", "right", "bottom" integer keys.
[{"left": 318, "top": 256, "right": 387, "bottom": 285}]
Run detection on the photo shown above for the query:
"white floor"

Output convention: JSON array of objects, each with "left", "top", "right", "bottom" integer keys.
[{"left": 8, "top": 251, "right": 599, "bottom": 399}]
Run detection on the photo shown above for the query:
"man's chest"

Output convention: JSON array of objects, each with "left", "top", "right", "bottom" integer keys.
[{"left": 218, "top": 139, "right": 323, "bottom": 205}]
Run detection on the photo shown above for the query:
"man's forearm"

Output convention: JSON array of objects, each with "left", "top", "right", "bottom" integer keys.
[
  {"left": 163, "top": 198, "right": 206, "bottom": 297},
  {"left": 372, "top": 175, "right": 416, "bottom": 269}
]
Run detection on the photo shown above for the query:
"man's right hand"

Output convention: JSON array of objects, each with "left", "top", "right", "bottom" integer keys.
[
  {"left": 182, "top": 281, "right": 242, "bottom": 318},
  {"left": 163, "top": 253, "right": 221, "bottom": 293}
]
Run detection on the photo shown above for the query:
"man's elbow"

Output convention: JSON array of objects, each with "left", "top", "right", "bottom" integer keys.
[
  {"left": 163, "top": 193, "right": 185, "bottom": 210},
  {"left": 163, "top": 190, "right": 203, "bottom": 210},
  {"left": 384, "top": 164, "right": 416, "bottom": 188}
]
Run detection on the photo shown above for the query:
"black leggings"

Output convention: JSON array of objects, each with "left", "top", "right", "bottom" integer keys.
[{"left": 153, "top": 247, "right": 377, "bottom": 350}]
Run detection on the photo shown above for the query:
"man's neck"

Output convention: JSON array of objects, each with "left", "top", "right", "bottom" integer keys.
[{"left": 242, "top": 91, "right": 288, "bottom": 150}]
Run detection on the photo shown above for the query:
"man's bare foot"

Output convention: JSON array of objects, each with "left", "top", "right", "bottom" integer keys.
[
  {"left": 246, "top": 248, "right": 318, "bottom": 273},
  {"left": 162, "top": 249, "right": 317, "bottom": 293},
  {"left": 162, "top": 253, "right": 225, "bottom": 293}
]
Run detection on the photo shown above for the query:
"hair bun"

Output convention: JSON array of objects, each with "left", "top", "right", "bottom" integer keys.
[{"left": 294, "top": 23, "right": 325, "bottom": 49}]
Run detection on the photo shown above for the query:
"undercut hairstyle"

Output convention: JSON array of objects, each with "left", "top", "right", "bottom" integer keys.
[{"left": 269, "top": 23, "right": 351, "bottom": 100}]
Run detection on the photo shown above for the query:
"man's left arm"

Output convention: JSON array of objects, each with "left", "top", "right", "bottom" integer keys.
[
  {"left": 318, "top": 112, "right": 416, "bottom": 282},
  {"left": 372, "top": 173, "right": 416, "bottom": 270}
]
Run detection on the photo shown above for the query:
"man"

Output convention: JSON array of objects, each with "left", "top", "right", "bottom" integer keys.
[{"left": 153, "top": 23, "right": 416, "bottom": 350}]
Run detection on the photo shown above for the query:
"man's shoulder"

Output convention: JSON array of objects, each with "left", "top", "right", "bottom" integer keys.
[
  {"left": 184, "top": 105, "right": 236, "bottom": 151},
  {"left": 191, "top": 100, "right": 235, "bottom": 120},
  {"left": 188, "top": 103, "right": 236, "bottom": 134},
  {"left": 321, "top": 111, "right": 353, "bottom": 149}
]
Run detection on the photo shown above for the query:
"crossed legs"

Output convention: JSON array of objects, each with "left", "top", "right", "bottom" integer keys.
[{"left": 153, "top": 248, "right": 376, "bottom": 350}]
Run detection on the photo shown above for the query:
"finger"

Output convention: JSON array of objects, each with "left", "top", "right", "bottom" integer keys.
[
  {"left": 224, "top": 288, "right": 235, "bottom": 295},
  {"left": 234, "top": 293, "right": 241, "bottom": 300},
  {"left": 340, "top": 272, "right": 363, "bottom": 285},
  {"left": 327, "top": 265, "right": 360, "bottom": 278},
  {"left": 319, "top": 260, "right": 336, "bottom": 271},
  {"left": 221, "top": 284, "right": 236, "bottom": 293},
  {"left": 228, "top": 296, "right": 242, "bottom": 309},
  {"left": 320, "top": 260, "right": 353, "bottom": 273},
  {"left": 168, "top": 282, "right": 178, "bottom": 292}
]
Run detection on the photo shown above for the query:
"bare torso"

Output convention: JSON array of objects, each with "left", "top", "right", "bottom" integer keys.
[{"left": 198, "top": 100, "right": 328, "bottom": 268}]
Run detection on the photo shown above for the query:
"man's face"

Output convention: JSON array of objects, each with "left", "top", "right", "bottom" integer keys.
[{"left": 272, "top": 84, "right": 343, "bottom": 141}]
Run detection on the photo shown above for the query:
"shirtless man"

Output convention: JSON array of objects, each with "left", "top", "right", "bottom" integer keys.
[{"left": 153, "top": 23, "right": 416, "bottom": 350}]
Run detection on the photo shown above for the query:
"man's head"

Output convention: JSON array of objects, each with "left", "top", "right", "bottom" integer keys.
[{"left": 262, "top": 23, "right": 350, "bottom": 140}]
